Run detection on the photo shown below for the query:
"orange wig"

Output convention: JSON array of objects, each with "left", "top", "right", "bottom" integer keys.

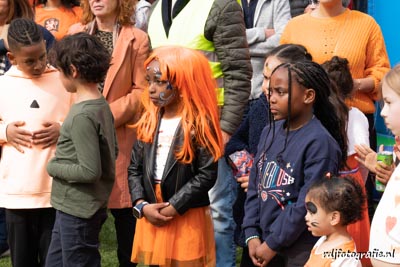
[{"left": 135, "top": 46, "right": 223, "bottom": 163}]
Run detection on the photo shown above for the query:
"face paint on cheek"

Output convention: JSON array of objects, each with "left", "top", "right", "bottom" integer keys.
[
  {"left": 154, "top": 68, "right": 161, "bottom": 79},
  {"left": 305, "top": 201, "right": 320, "bottom": 227},
  {"left": 305, "top": 201, "right": 317, "bottom": 214},
  {"left": 159, "top": 88, "right": 176, "bottom": 104}
]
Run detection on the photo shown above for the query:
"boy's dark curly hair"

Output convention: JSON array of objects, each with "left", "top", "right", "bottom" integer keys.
[
  {"left": 307, "top": 174, "right": 366, "bottom": 226},
  {"left": 48, "top": 32, "right": 111, "bottom": 84}
]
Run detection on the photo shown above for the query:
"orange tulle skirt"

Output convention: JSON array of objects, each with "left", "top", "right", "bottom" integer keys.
[
  {"left": 341, "top": 155, "right": 371, "bottom": 267},
  {"left": 131, "top": 184, "right": 216, "bottom": 267}
]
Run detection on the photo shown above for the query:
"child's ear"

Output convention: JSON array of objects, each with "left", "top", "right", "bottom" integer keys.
[
  {"left": 330, "top": 211, "right": 341, "bottom": 226},
  {"left": 304, "top": 88, "right": 315, "bottom": 104},
  {"left": 6, "top": 51, "right": 16, "bottom": 65},
  {"left": 69, "top": 64, "right": 78, "bottom": 78}
]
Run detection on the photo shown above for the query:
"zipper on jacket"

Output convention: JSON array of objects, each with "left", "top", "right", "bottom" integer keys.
[
  {"left": 149, "top": 176, "right": 157, "bottom": 202},
  {"left": 174, "top": 168, "right": 180, "bottom": 194}
]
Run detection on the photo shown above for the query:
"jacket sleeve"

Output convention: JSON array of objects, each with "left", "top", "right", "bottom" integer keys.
[
  {"left": 47, "top": 114, "right": 102, "bottom": 183},
  {"left": 364, "top": 19, "right": 390, "bottom": 101},
  {"left": 224, "top": 113, "right": 250, "bottom": 156},
  {"left": 242, "top": 156, "right": 262, "bottom": 239},
  {"left": 108, "top": 32, "right": 150, "bottom": 128},
  {"left": 205, "top": 0, "right": 252, "bottom": 135},
  {"left": 127, "top": 140, "right": 147, "bottom": 204},
  {"left": 246, "top": 0, "right": 291, "bottom": 57},
  {"left": 242, "top": 128, "right": 269, "bottom": 240},
  {"left": 168, "top": 146, "right": 218, "bottom": 215}
]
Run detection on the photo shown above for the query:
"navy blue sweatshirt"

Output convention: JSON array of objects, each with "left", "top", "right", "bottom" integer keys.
[{"left": 243, "top": 117, "right": 341, "bottom": 251}]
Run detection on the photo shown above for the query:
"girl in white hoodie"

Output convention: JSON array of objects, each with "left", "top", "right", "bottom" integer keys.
[{"left": 0, "top": 18, "right": 71, "bottom": 267}]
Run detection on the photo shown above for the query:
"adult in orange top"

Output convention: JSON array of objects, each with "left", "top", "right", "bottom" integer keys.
[
  {"left": 281, "top": 0, "right": 390, "bottom": 115},
  {"left": 34, "top": 0, "right": 82, "bottom": 40}
]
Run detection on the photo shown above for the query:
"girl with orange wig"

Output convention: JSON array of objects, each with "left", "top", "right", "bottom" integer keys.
[{"left": 127, "top": 46, "right": 223, "bottom": 267}]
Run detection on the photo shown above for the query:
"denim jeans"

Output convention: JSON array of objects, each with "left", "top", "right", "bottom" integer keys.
[
  {"left": 45, "top": 209, "right": 107, "bottom": 267},
  {"left": 209, "top": 158, "right": 238, "bottom": 267}
]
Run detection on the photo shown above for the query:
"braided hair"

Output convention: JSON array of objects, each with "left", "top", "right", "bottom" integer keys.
[
  {"left": 257, "top": 44, "right": 315, "bottom": 167},
  {"left": 266, "top": 43, "right": 313, "bottom": 63},
  {"left": 8, "top": 18, "right": 44, "bottom": 52},
  {"left": 268, "top": 61, "right": 348, "bottom": 169}
]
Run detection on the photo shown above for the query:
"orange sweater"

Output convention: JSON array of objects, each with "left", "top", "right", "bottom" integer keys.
[
  {"left": 35, "top": 5, "right": 82, "bottom": 40},
  {"left": 281, "top": 9, "right": 390, "bottom": 114}
]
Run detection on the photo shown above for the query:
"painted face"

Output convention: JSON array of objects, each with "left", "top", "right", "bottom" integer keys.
[
  {"left": 146, "top": 60, "right": 179, "bottom": 109},
  {"left": 8, "top": 41, "right": 47, "bottom": 78},
  {"left": 304, "top": 195, "right": 333, "bottom": 237},
  {"left": 89, "top": 0, "right": 118, "bottom": 19},
  {"left": 268, "top": 67, "right": 308, "bottom": 124},
  {"left": 262, "top": 56, "right": 282, "bottom": 96},
  {"left": 381, "top": 80, "right": 400, "bottom": 136}
]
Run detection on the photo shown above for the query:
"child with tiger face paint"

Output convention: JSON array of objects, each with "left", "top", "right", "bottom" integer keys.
[{"left": 304, "top": 175, "right": 365, "bottom": 267}]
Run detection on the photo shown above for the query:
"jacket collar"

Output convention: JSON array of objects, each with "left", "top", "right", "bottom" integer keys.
[
  {"left": 161, "top": 0, "right": 191, "bottom": 36},
  {"left": 102, "top": 25, "right": 136, "bottom": 97}
]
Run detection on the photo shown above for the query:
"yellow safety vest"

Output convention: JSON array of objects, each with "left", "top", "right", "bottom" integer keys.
[{"left": 148, "top": 0, "right": 224, "bottom": 105}]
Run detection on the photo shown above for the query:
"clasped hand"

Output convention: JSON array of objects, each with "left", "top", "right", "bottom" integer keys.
[
  {"left": 6, "top": 121, "right": 61, "bottom": 153},
  {"left": 248, "top": 239, "right": 277, "bottom": 267},
  {"left": 142, "top": 202, "right": 176, "bottom": 227}
]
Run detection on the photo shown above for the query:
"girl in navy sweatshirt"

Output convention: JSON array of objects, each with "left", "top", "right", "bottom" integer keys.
[{"left": 243, "top": 61, "right": 348, "bottom": 267}]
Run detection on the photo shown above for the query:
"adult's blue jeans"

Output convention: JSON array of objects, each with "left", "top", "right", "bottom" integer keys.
[
  {"left": 45, "top": 208, "right": 107, "bottom": 267},
  {"left": 209, "top": 158, "right": 238, "bottom": 267}
]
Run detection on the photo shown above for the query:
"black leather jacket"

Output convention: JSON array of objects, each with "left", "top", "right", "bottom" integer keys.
[{"left": 127, "top": 119, "right": 218, "bottom": 215}]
